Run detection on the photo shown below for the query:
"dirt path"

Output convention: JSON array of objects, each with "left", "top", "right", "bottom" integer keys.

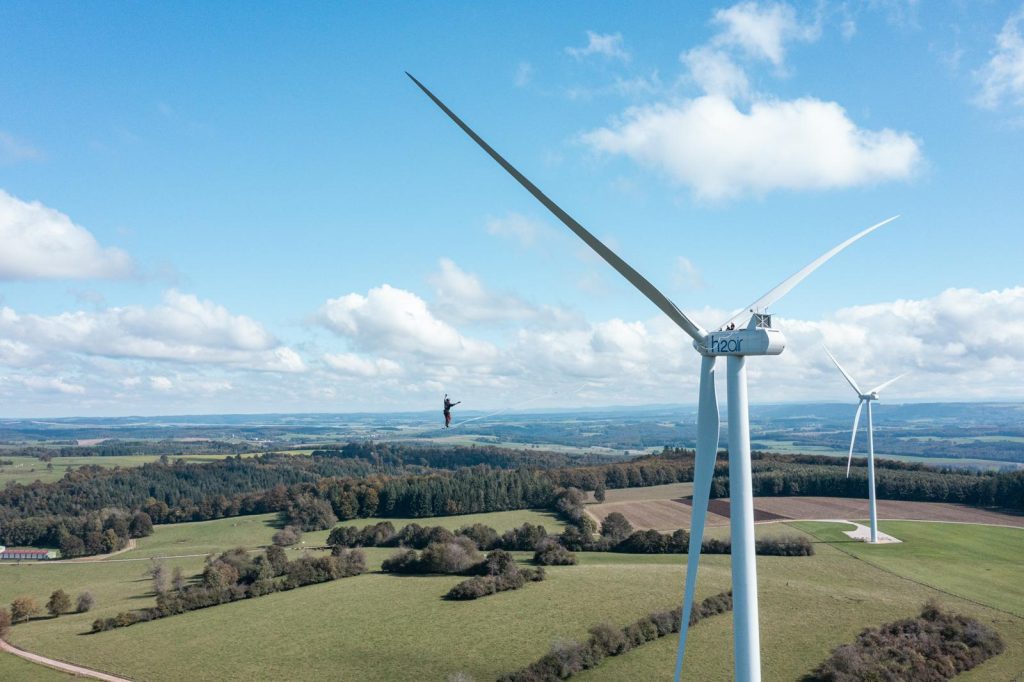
[
  {"left": 67, "top": 538, "right": 137, "bottom": 562},
  {"left": 1, "top": 639, "right": 132, "bottom": 681}
]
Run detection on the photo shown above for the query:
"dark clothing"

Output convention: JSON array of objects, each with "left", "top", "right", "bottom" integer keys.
[{"left": 443, "top": 398, "right": 458, "bottom": 428}]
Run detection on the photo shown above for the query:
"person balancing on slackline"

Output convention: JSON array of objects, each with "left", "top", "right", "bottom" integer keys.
[{"left": 443, "top": 394, "right": 461, "bottom": 428}]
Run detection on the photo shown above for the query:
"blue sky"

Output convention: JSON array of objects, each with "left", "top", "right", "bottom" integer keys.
[{"left": 2, "top": 1, "right": 1023, "bottom": 416}]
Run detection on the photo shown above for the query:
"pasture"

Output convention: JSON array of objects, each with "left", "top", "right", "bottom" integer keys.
[
  {"left": 1, "top": 508, "right": 1022, "bottom": 680},
  {"left": 0, "top": 453, "right": 249, "bottom": 486}
]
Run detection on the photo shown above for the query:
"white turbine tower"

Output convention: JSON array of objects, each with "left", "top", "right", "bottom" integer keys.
[
  {"left": 407, "top": 72, "right": 897, "bottom": 682},
  {"left": 824, "top": 347, "right": 906, "bottom": 544}
]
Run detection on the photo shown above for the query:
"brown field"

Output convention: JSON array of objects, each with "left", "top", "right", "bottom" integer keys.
[
  {"left": 588, "top": 492, "right": 1024, "bottom": 531},
  {"left": 587, "top": 499, "right": 730, "bottom": 531},
  {"left": 747, "top": 496, "right": 1024, "bottom": 527}
]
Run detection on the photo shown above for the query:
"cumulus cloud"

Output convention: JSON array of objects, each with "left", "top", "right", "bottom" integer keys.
[
  {"left": 150, "top": 376, "right": 173, "bottom": 391},
  {"left": 566, "top": 31, "right": 630, "bottom": 62},
  {"left": 324, "top": 353, "right": 402, "bottom": 378},
  {"left": 429, "top": 258, "right": 537, "bottom": 325},
  {"left": 570, "top": 3, "right": 920, "bottom": 200},
  {"left": 319, "top": 284, "right": 497, "bottom": 363},
  {"left": 712, "top": 1, "right": 820, "bottom": 66},
  {"left": 0, "top": 189, "right": 134, "bottom": 280},
  {"left": 0, "top": 290, "right": 305, "bottom": 372},
  {"left": 581, "top": 95, "right": 921, "bottom": 199},
  {"left": 681, "top": 47, "right": 750, "bottom": 98},
  {"left": 21, "top": 376, "right": 86, "bottom": 395},
  {"left": 975, "top": 7, "right": 1024, "bottom": 109}
]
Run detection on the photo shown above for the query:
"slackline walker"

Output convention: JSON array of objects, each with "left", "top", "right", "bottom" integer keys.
[{"left": 443, "top": 383, "right": 588, "bottom": 431}]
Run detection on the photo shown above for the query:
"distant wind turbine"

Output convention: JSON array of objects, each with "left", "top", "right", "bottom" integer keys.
[
  {"left": 407, "top": 71, "right": 897, "bottom": 682},
  {"left": 824, "top": 346, "right": 907, "bottom": 544}
]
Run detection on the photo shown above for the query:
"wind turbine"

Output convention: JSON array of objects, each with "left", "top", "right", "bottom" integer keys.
[
  {"left": 406, "top": 72, "right": 897, "bottom": 682},
  {"left": 824, "top": 347, "right": 906, "bottom": 544}
]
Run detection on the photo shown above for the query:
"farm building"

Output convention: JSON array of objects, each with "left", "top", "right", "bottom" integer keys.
[{"left": 0, "top": 546, "right": 58, "bottom": 560}]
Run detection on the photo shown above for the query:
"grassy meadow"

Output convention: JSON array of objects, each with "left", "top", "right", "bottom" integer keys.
[{"left": 1, "top": 509, "right": 1022, "bottom": 680}]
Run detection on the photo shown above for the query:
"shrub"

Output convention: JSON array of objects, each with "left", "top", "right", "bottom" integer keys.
[
  {"left": 381, "top": 549, "right": 420, "bottom": 574},
  {"left": 600, "top": 512, "right": 633, "bottom": 542},
  {"left": 419, "top": 538, "right": 482, "bottom": 574},
  {"left": 272, "top": 525, "right": 303, "bottom": 547},
  {"left": 500, "top": 523, "right": 548, "bottom": 551},
  {"left": 589, "top": 622, "right": 629, "bottom": 656},
  {"left": 445, "top": 576, "right": 495, "bottom": 600},
  {"left": 10, "top": 596, "right": 40, "bottom": 624},
  {"left": 755, "top": 535, "right": 814, "bottom": 556},
  {"left": 804, "top": 600, "right": 1004, "bottom": 681},
  {"left": 533, "top": 539, "right": 578, "bottom": 566},
  {"left": 456, "top": 523, "right": 500, "bottom": 550},
  {"left": 46, "top": 589, "right": 72, "bottom": 617},
  {"left": 75, "top": 591, "right": 96, "bottom": 613},
  {"left": 445, "top": 550, "right": 545, "bottom": 600}
]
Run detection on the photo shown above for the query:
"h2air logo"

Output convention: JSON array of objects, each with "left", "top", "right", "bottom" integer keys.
[{"left": 710, "top": 336, "right": 743, "bottom": 353}]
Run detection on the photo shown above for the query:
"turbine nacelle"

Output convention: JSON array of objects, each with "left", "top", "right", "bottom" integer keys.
[{"left": 695, "top": 313, "right": 786, "bottom": 357}]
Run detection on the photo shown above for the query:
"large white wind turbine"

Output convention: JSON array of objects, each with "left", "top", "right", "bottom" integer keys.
[
  {"left": 407, "top": 72, "right": 897, "bottom": 682},
  {"left": 824, "top": 347, "right": 906, "bottom": 544}
]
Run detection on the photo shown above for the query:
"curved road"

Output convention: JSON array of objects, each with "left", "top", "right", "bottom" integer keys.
[{"left": 1, "top": 639, "right": 132, "bottom": 681}]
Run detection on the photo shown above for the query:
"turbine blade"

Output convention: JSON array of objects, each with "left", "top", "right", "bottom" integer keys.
[
  {"left": 717, "top": 216, "right": 898, "bottom": 330},
  {"left": 406, "top": 72, "right": 707, "bottom": 343},
  {"left": 674, "top": 356, "right": 719, "bottom": 680},
  {"left": 824, "top": 346, "right": 863, "bottom": 396},
  {"left": 847, "top": 400, "right": 864, "bottom": 477},
  {"left": 869, "top": 373, "right": 908, "bottom": 396}
]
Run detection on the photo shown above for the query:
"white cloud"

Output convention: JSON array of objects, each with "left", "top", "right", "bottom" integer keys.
[
  {"left": 674, "top": 257, "right": 705, "bottom": 290},
  {"left": 682, "top": 47, "right": 750, "bottom": 98},
  {"left": 712, "top": 1, "right": 820, "bottom": 66},
  {"left": 486, "top": 213, "right": 542, "bottom": 247},
  {"left": 975, "top": 7, "right": 1024, "bottom": 109},
  {"left": 581, "top": 95, "right": 921, "bottom": 199},
  {"left": 324, "top": 353, "right": 402, "bottom": 378},
  {"left": 514, "top": 62, "right": 534, "bottom": 87},
  {"left": 319, "top": 283, "right": 497, "bottom": 363},
  {"left": 0, "top": 189, "right": 135, "bottom": 280},
  {"left": 429, "top": 258, "right": 535, "bottom": 324},
  {"left": 21, "top": 376, "right": 86, "bottom": 395},
  {"left": 150, "top": 376, "right": 173, "bottom": 391},
  {"left": 0, "top": 132, "right": 42, "bottom": 164},
  {"left": 0, "top": 290, "right": 305, "bottom": 372},
  {"left": 566, "top": 31, "right": 630, "bottom": 62}
]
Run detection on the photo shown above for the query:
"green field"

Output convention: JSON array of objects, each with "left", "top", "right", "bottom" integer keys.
[
  {"left": 1, "top": 512, "right": 1022, "bottom": 680},
  {"left": 0, "top": 651, "right": 70, "bottom": 680},
  {"left": 578, "top": 521, "right": 1024, "bottom": 681},
  {"left": 0, "top": 453, "right": 253, "bottom": 485}
]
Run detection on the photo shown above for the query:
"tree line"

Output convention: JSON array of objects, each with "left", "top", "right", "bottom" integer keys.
[
  {"left": 3, "top": 444, "right": 1021, "bottom": 556},
  {"left": 496, "top": 591, "right": 733, "bottom": 682},
  {"left": 91, "top": 545, "right": 366, "bottom": 633}
]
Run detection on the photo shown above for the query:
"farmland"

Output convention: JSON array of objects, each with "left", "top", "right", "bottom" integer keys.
[{"left": 2, "top": 504, "right": 1023, "bottom": 680}]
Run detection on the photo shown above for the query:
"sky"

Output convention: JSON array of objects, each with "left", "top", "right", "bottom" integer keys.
[{"left": 1, "top": 1, "right": 1024, "bottom": 417}]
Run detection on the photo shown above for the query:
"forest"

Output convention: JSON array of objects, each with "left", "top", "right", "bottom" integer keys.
[{"left": 1, "top": 443, "right": 1021, "bottom": 556}]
